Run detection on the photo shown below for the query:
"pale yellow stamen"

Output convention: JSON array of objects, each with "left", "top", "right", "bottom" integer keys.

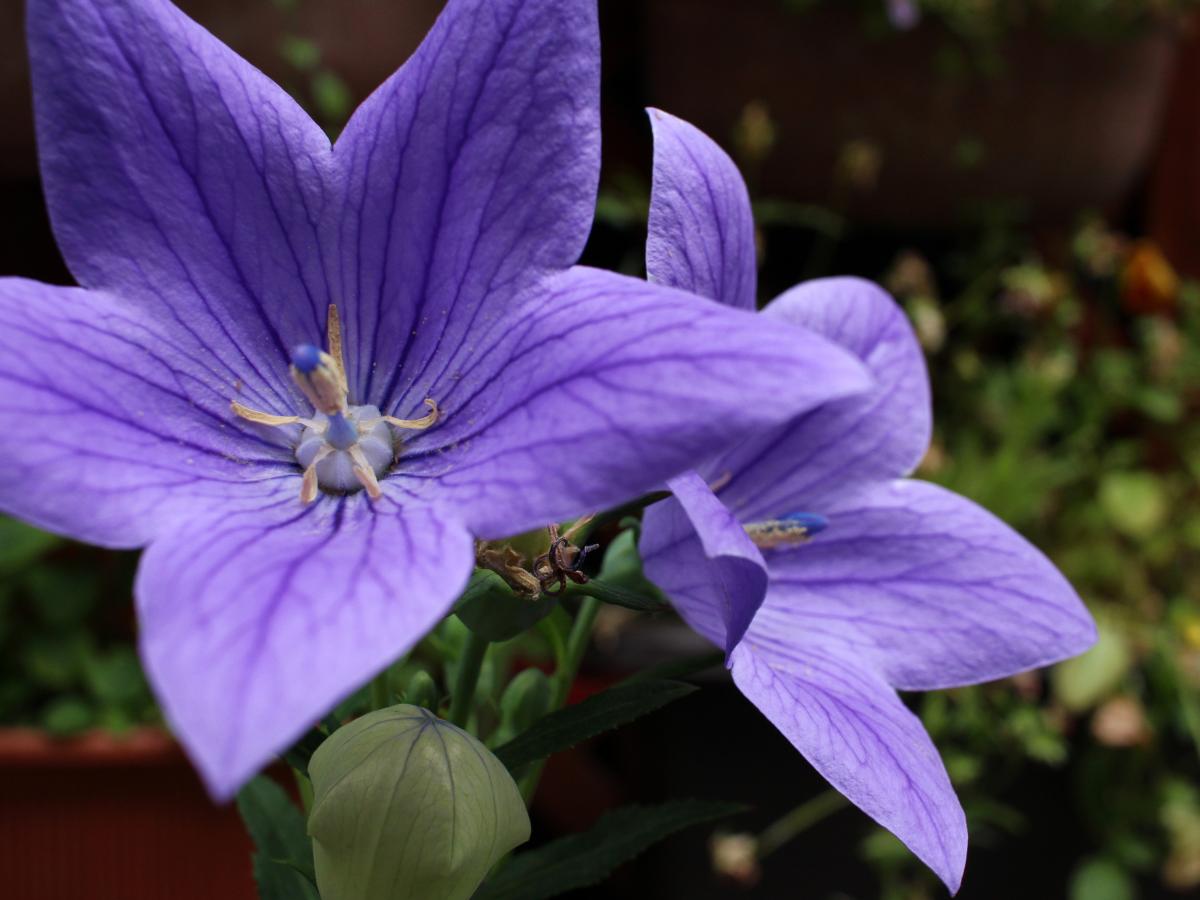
[
  {"left": 301, "top": 444, "right": 334, "bottom": 504},
  {"left": 367, "top": 398, "right": 441, "bottom": 432},
  {"left": 349, "top": 445, "right": 383, "bottom": 500},
  {"left": 231, "top": 401, "right": 302, "bottom": 427}
]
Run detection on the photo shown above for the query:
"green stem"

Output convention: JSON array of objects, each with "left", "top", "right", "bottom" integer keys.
[
  {"left": 756, "top": 790, "right": 850, "bottom": 859},
  {"left": 552, "top": 595, "right": 602, "bottom": 708},
  {"left": 520, "top": 596, "right": 602, "bottom": 801},
  {"left": 449, "top": 630, "right": 490, "bottom": 728}
]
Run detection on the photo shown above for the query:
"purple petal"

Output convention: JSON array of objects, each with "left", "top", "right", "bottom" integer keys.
[
  {"left": 764, "top": 479, "right": 1097, "bottom": 690},
  {"left": 332, "top": 0, "right": 601, "bottom": 413},
  {"left": 394, "top": 267, "right": 871, "bottom": 539},
  {"left": 731, "top": 631, "right": 966, "bottom": 892},
  {"left": 646, "top": 109, "right": 757, "bottom": 310},
  {"left": 711, "top": 277, "right": 931, "bottom": 521},
  {"left": 0, "top": 279, "right": 291, "bottom": 547},
  {"left": 640, "top": 471, "right": 767, "bottom": 653},
  {"left": 28, "top": 0, "right": 335, "bottom": 409},
  {"left": 136, "top": 490, "right": 474, "bottom": 799}
]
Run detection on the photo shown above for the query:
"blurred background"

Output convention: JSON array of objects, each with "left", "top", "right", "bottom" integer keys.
[{"left": 1, "top": 1, "right": 1198, "bottom": 898}]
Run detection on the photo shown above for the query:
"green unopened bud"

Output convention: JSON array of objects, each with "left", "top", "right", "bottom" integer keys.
[
  {"left": 493, "top": 668, "right": 553, "bottom": 745},
  {"left": 403, "top": 670, "right": 440, "bottom": 711},
  {"left": 308, "top": 706, "right": 530, "bottom": 900}
]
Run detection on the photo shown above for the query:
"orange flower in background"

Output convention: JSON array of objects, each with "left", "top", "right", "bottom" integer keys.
[{"left": 1122, "top": 240, "right": 1181, "bottom": 315}]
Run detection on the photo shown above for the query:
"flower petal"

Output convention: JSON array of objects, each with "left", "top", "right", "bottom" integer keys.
[
  {"left": 28, "top": 0, "right": 335, "bottom": 409},
  {"left": 640, "top": 471, "right": 768, "bottom": 653},
  {"left": 395, "top": 267, "right": 871, "bottom": 539},
  {"left": 712, "top": 277, "right": 931, "bottom": 521},
  {"left": 763, "top": 479, "right": 1097, "bottom": 690},
  {"left": 332, "top": 0, "right": 601, "bottom": 411},
  {"left": 731, "top": 631, "right": 966, "bottom": 893},
  {"left": 645, "top": 109, "right": 757, "bottom": 310},
  {"left": 0, "top": 279, "right": 292, "bottom": 547},
  {"left": 136, "top": 489, "right": 474, "bottom": 799}
]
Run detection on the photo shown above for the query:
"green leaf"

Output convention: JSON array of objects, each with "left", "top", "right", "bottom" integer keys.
[
  {"left": 0, "top": 518, "right": 59, "bottom": 572},
  {"left": 1099, "top": 471, "right": 1167, "bottom": 539},
  {"left": 573, "top": 579, "right": 670, "bottom": 613},
  {"left": 457, "top": 570, "right": 559, "bottom": 642},
  {"left": 595, "top": 530, "right": 671, "bottom": 610},
  {"left": 493, "top": 679, "right": 697, "bottom": 773},
  {"left": 474, "top": 799, "right": 744, "bottom": 900},
  {"left": 1069, "top": 858, "right": 1135, "bottom": 900},
  {"left": 40, "top": 695, "right": 94, "bottom": 736},
  {"left": 236, "top": 776, "right": 320, "bottom": 900}
]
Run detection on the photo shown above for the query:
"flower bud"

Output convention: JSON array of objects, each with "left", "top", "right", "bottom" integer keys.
[
  {"left": 403, "top": 670, "right": 440, "bottom": 712},
  {"left": 492, "top": 668, "right": 553, "bottom": 746},
  {"left": 308, "top": 705, "right": 530, "bottom": 900}
]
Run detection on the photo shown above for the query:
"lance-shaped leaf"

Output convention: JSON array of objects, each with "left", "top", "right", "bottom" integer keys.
[
  {"left": 308, "top": 706, "right": 529, "bottom": 900},
  {"left": 474, "top": 799, "right": 743, "bottom": 900},
  {"left": 236, "top": 776, "right": 320, "bottom": 900},
  {"left": 494, "top": 680, "right": 697, "bottom": 772}
]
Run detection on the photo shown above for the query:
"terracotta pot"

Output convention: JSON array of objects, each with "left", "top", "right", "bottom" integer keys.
[
  {"left": 0, "top": 0, "right": 445, "bottom": 179},
  {"left": 0, "top": 728, "right": 256, "bottom": 900},
  {"left": 646, "top": 1, "right": 1181, "bottom": 227}
]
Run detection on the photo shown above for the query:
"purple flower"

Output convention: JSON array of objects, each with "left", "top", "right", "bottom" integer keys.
[
  {"left": 638, "top": 110, "right": 1097, "bottom": 893},
  {"left": 886, "top": 0, "right": 921, "bottom": 30},
  {"left": 2, "top": 0, "right": 870, "bottom": 798}
]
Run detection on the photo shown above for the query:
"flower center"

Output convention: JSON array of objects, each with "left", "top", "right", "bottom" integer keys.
[
  {"left": 230, "top": 305, "right": 439, "bottom": 504},
  {"left": 744, "top": 512, "right": 828, "bottom": 550}
]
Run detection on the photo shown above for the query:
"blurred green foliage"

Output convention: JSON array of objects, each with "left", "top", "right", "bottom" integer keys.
[
  {"left": 0, "top": 525, "right": 155, "bottom": 735},
  {"left": 887, "top": 215, "right": 1200, "bottom": 897}
]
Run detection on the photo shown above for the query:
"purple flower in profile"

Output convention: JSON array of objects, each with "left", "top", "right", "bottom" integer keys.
[
  {"left": 638, "top": 110, "right": 1096, "bottom": 892},
  {"left": 1, "top": 0, "right": 870, "bottom": 798}
]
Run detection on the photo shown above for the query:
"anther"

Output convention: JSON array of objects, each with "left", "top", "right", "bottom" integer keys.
[{"left": 744, "top": 512, "right": 829, "bottom": 550}]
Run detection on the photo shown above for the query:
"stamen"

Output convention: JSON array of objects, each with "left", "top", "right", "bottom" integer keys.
[
  {"left": 301, "top": 444, "right": 334, "bottom": 505},
  {"left": 231, "top": 401, "right": 301, "bottom": 427},
  {"left": 348, "top": 445, "right": 383, "bottom": 500},
  {"left": 373, "top": 399, "right": 441, "bottom": 432},
  {"left": 745, "top": 512, "right": 829, "bottom": 550}
]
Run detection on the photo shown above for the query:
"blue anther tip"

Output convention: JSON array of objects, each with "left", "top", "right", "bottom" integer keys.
[
  {"left": 783, "top": 512, "right": 829, "bottom": 535},
  {"left": 291, "top": 344, "right": 322, "bottom": 374}
]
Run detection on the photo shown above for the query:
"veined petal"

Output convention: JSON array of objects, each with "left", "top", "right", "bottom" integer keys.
[
  {"left": 713, "top": 277, "right": 931, "bottom": 521},
  {"left": 731, "top": 632, "right": 966, "bottom": 893},
  {"left": 136, "top": 490, "right": 474, "bottom": 799},
  {"left": 28, "top": 0, "right": 335, "bottom": 410},
  {"left": 333, "top": 0, "right": 600, "bottom": 411},
  {"left": 646, "top": 109, "right": 757, "bottom": 310},
  {"left": 394, "top": 267, "right": 871, "bottom": 539},
  {"left": 764, "top": 479, "right": 1097, "bottom": 690},
  {"left": 640, "top": 471, "right": 767, "bottom": 653},
  {"left": 0, "top": 279, "right": 292, "bottom": 548}
]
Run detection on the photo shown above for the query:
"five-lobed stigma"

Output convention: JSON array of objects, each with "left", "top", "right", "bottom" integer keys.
[
  {"left": 744, "top": 512, "right": 829, "bottom": 550},
  {"left": 231, "top": 305, "right": 439, "bottom": 504}
]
